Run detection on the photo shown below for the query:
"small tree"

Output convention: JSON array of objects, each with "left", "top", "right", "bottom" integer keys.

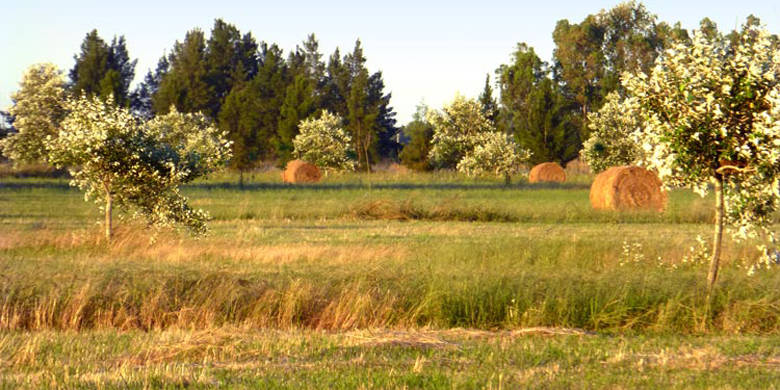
[
  {"left": 0, "top": 63, "right": 67, "bottom": 164},
  {"left": 47, "top": 96, "right": 231, "bottom": 241},
  {"left": 427, "top": 94, "right": 494, "bottom": 169},
  {"left": 622, "top": 22, "right": 780, "bottom": 288},
  {"left": 292, "top": 110, "right": 356, "bottom": 172},
  {"left": 580, "top": 92, "right": 645, "bottom": 173},
  {"left": 399, "top": 104, "right": 434, "bottom": 171},
  {"left": 457, "top": 132, "right": 531, "bottom": 184}
]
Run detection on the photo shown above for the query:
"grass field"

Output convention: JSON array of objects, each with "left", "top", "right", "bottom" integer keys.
[{"left": 2, "top": 168, "right": 780, "bottom": 388}]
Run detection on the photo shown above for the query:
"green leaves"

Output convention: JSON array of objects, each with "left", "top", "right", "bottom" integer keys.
[{"left": 48, "top": 96, "right": 231, "bottom": 236}]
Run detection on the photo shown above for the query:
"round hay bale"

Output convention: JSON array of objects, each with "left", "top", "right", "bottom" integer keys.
[
  {"left": 529, "top": 162, "right": 566, "bottom": 183},
  {"left": 590, "top": 166, "right": 666, "bottom": 212},
  {"left": 282, "top": 160, "right": 322, "bottom": 184}
]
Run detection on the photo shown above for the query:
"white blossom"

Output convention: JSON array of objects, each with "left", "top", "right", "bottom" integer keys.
[
  {"left": 292, "top": 110, "right": 356, "bottom": 172},
  {"left": 621, "top": 22, "right": 780, "bottom": 271},
  {"left": 47, "top": 95, "right": 232, "bottom": 236}
]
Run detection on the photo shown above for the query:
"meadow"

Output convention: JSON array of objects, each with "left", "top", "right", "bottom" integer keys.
[{"left": 2, "top": 167, "right": 780, "bottom": 389}]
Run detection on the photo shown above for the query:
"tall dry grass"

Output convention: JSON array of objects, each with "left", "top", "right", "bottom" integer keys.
[{"left": 2, "top": 225, "right": 779, "bottom": 334}]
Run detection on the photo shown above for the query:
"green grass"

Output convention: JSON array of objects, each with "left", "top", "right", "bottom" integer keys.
[
  {"left": 2, "top": 329, "right": 780, "bottom": 389},
  {"left": 2, "top": 168, "right": 780, "bottom": 387}
]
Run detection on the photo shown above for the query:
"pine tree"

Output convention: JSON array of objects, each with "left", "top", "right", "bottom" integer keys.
[
  {"left": 70, "top": 30, "right": 137, "bottom": 106},
  {"left": 131, "top": 55, "right": 169, "bottom": 119},
  {"left": 204, "top": 19, "right": 258, "bottom": 118},
  {"left": 399, "top": 105, "right": 434, "bottom": 171},
  {"left": 324, "top": 48, "right": 349, "bottom": 118},
  {"left": 369, "top": 71, "right": 400, "bottom": 159},
  {"left": 276, "top": 74, "right": 317, "bottom": 164},
  {"left": 478, "top": 74, "right": 499, "bottom": 125},
  {"left": 498, "top": 43, "right": 579, "bottom": 165},
  {"left": 218, "top": 43, "right": 289, "bottom": 177},
  {"left": 344, "top": 41, "right": 379, "bottom": 171},
  {"left": 153, "top": 28, "right": 211, "bottom": 115}
]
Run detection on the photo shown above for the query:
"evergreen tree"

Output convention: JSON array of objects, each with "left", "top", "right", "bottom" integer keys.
[
  {"left": 203, "top": 19, "right": 258, "bottom": 118},
  {"left": 324, "top": 48, "right": 349, "bottom": 118},
  {"left": 153, "top": 28, "right": 211, "bottom": 115},
  {"left": 344, "top": 40, "right": 379, "bottom": 171},
  {"left": 498, "top": 43, "right": 579, "bottom": 165},
  {"left": 369, "top": 71, "right": 400, "bottom": 159},
  {"left": 478, "top": 74, "right": 499, "bottom": 126},
  {"left": 218, "top": 43, "right": 289, "bottom": 177},
  {"left": 301, "top": 33, "right": 326, "bottom": 89},
  {"left": 131, "top": 55, "right": 169, "bottom": 119},
  {"left": 399, "top": 105, "right": 434, "bottom": 171},
  {"left": 70, "top": 30, "right": 137, "bottom": 106},
  {"left": 276, "top": 74, "right": 317, "bottom": 164}
]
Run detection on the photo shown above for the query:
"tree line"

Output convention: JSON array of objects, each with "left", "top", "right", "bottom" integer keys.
[
  {"left": 3, "top": 1, "right": 778, "bottom": 175},
  {"left": 400, "top": 1, "right": 729, "bottom": 170},
  {"left": 1, "top": 19, "right": 399, "bottom": 173}
]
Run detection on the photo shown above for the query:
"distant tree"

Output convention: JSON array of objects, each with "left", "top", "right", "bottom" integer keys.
[
  {"left": 622, "top": 22, "right": 780, "bottom": 288},
  {"left": 478, "top": 74, "right": 499, "bottom": 125},
  {"left": 276, "top": 74, "right": 317, "bottom": 165},
  {"left": 369, "top": 71, "right": 400, "bottom": 160},
  {"left": 399, "top": 104, "right": 434, "bottom": 171},
  {"left": 219, "top": 43, "right": 289, "bottom": 179},
  {"left": 346, "top": 64, "right": 378, "bottom": 171},
  {"left": 0, "top": 63, "right": 67, "bottom": 164},
  {"left": 293, "top": 110, "right": 355, "bottom": 172},
  {"left": 47, "top": 96, "right": 231, "bottom": 241},
  {"left": 427, "top": 94, "right": 494, "bottom": 169},
  {"left": 552, "top": 1, "right": 666, "bottom": 140},
  {"left": 300, "top": 33, "right": 326, "bottom": 95},
  {"left": 70, "top": 30, "right": 137, "bottom": 106},
  {"left": 457, "top": 131, "right": 530, "bottom": 184},
  {"left": 153, "top": 28, "right": 212, "bottom": 115},
  {"left": 497, "top": 43, "right": 579, "bottom": 165},
  {"left": 324, "top": 48, "right": 349, "bottom": 120},
  {"left": 344, "top": 40, "right": 380, "bottom": 171},
  {"left": 203, "top": 19, "right": 258, "bottom": 118},
  {"left": 132, "top": 55, "right": 169, "bottom": 119}
]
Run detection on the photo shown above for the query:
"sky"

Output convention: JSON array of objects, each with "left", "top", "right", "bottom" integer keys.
[{"left": 2, "top": 0, "right": 780, "bottom": 124}]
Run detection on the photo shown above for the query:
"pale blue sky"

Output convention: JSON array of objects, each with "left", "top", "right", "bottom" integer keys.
[{"left": 3, "top": 0, "right": 779, "bottom": 123}]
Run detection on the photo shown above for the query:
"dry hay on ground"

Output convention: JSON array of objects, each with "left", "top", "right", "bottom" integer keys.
[
  {"left": 281, "top": 160, "right": 322, "bottom": 184},
  {"left": 590, "top": 166, "right": 667, "bottom": 212},
  {"left": 529, "top": 162, "right": 566, "bottom": 183}
]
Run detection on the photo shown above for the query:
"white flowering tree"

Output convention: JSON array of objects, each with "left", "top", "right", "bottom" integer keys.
[
  {"left": 427, "top": 94, "right": 495, "bottom": 169},
  {"left": 0, "top": 63, "right": 67, "bottom": 163},
  {"left": 622, "top": 22, "right": 780, "bottom": 288},
  {"left": 580, "top": 92, "right": 645, "bottom": 173},
  {"left": 457, "top": 132, "right": 531, "bottom": 184},
  {"left": 47, "top": 96, "right": 232, "bottom": 240},
  {"left": 292, "top": 110, "right": 356, "bottom": 172}
]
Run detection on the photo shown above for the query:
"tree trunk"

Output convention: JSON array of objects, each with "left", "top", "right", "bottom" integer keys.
[
  {"left": 105, "top": 191, "right": 113, "bottom": 242},
  {"left": 708, "top": 174, "right": 724, "bottom": 290},
  {"left": 239, "top": 170, "right": 244, "bottom": 189},
  {"left": 504, "top": 172, "right": 511, "bottom": 186}
]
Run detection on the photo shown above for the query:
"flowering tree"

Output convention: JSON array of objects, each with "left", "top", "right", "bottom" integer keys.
[
  {"left": 457, "top": 132, "right": 531, "bottom": 184},
  {"left": 0, "top": 63, "right": 67, "bottom": 163},
  {"left": 427, "top": 94, "right": 495, "bottom": 169},
  {"left": 47, "top": 96, "right": 231, "bottom": 240},
  {"left": 292, "top": 110, "right": 356, "bottom": 172},
  {"left": 622, "top": 21, "right": 780, "bottom": 288},
  {"left": 580, "top": 92, "right": 645, "bottom": 173}
]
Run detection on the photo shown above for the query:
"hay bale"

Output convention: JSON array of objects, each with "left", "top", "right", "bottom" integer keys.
[
  {"left": 590, "top": 166, "right": 666, "bottom": 212},
  {"left": 282, "top": 160, "right": 322, "bottom": 184},
  {"left": 529, "top": 162, "right": 566, "bottom": 183}
]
